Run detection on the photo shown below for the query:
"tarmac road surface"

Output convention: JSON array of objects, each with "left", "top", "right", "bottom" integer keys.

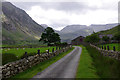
[{"left": 32, "top": 46, "right": 82, "bottom": 79}]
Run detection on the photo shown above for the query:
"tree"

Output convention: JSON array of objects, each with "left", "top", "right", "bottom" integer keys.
[
  {"left": 39, "top": 27, "right": 61, "bottom": 45},
  {"left": 84, "top": 33, "right": 100, "bottom": 44},
  {"left": 102, "top": 36, "right": 110, "bottom": 42},
  {"left": 113, "top": 33, "right": 120, "bottom": 42}
]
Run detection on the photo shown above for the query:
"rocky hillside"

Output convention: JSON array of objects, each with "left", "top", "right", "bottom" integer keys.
[
  {"left": 60, "top": 24, "right": 118, "bottom": 43},
  {"left": 2, "top": 2, "right": 44, "bottom": 44}
]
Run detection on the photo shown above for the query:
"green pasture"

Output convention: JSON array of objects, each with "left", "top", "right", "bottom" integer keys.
[
  {"left": 10, "top": 47, "right": 74, "bottom": 79},
  {"left": 2, "top": 46, "right": 56, "bottom": 58},
  {"left": 98, "top": 43, "right": 120, "bottom": 51}
]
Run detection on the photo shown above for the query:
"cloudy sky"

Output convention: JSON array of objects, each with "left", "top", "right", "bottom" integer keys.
[{"left": 6, "top": 0, "right": 119, "bottom": 30}]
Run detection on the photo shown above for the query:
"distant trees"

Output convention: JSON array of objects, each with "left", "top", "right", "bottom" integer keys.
[
  {"left": 84, "top": 33, "right": 100, "bottom": 44},
  {"left": 39, "top": 27, "right": 61, "bottom": 46},
  {"left": 113, "top": 33, "right": 120, "bottom": 41},
  {"left": 102, "top": 36, "right": 110, "bottom": 42},
  {"left": 112, "top": 33, "right": 120, "bottom": 42},
  {"left": 55, "top": 42, "right": 68, "bottom": 47}
]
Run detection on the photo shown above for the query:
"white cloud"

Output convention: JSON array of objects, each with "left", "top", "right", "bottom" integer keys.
[
  {"left": 26, "top": 4, "right": 118, "bottom": 30},
  {"left": 26, "top": 6, "right": 72, "bottom": 29}
]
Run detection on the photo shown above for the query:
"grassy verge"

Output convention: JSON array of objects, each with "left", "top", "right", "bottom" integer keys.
[
  {"left": 85, "top": 45, "right": 120, "bottom": 78},
  {"left": 76, "top": 45, "right": 99, "bottom": 78},
  {"left": 10, "top": 47, "right": 74, "bottom": 79}
]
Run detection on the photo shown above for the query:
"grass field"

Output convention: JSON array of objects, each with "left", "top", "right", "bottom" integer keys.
[
  {"left": 10, "top": 47, "right": 74, "bottom": 79},
  {"left": 2, "top": 46, "right": 57, "bottom": 65},
  {"left": 98, "top": 43, "right": 120, "bottom": 51},
  {"left": 2, "top": 46, "right": 56, "bottom": 58},
  {"left": 76, "top": 45, "right": 99, "bottom": 78}
]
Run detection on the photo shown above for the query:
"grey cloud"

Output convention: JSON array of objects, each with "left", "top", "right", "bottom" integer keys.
[
  {"left": 48, "top": 19, "right": 71, "bottom": 28},
  {"left": 10, "top": 1, "right": 118, "bottom": 30},
  {"left": 11, "top": 2, "right": 99, "bottom": 14},
  {"left": 11, "top": 1, "right": 118, "bottom": 15},
  {"left": 11, "top": 2, "right": 39, "bottom": 11}
]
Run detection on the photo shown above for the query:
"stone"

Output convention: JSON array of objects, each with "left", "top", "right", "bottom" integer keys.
[{"left": 6, "top": 71, "right": 10, "bottom": 76}]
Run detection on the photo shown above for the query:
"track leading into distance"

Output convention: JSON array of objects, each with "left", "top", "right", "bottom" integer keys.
[{"left": 32, "top": 46, "right": 82, "bottom": 79}]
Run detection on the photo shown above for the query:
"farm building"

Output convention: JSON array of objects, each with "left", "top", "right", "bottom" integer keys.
[
  {"left": 71, "top": 36, "right": 85, "bottom": 45},
  {"left": 98, "top": 34, "right": 114, "bottom": 43},
  {"left": 98, "top": 34, "right": 113, "bottom": 39}
]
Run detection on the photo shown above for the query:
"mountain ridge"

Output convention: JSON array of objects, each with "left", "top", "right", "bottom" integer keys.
[
  {"left": 59, "top": 23, "right": 118, "bottom": 43},
  {"left": 2, "top": 2, "right": 45, "bottom": 44}
]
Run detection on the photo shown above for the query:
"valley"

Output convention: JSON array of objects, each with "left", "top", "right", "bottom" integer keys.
[{"left": 1, "top": 1, "right": 120, "bottom": 79}]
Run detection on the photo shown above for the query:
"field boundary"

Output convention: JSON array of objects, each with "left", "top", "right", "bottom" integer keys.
[
  {"left": 2, "top": 46, "right": 72, "bottom": 78},
  {"left": 90, "top": 44, "right": 120, "bottom": 60}
]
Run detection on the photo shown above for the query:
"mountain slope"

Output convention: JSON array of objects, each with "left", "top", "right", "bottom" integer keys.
[
  {"left": 2, "top": 2, "right": 45, "bottom": 44},
  {"left": 59, "top": 23, "right": 118, "bottom": 43},
  {"left": 59, "top": 25, "right": 93, "bottom": 43},
  {"left": 60, "top": 25, "right": 88, "bottom": 33},
  {"left": 97, "top": 25, "right": 120, "bottom": 35},
  {"left": 89, "top": 23, "right": 118, "bottom": 32}
]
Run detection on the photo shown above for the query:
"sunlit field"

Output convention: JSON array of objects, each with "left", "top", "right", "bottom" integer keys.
[
  {"left": 2, "top": 46, "right": 56, "bottom": 58},
  {"left": 98, "top": 43, "right": 120, "bottom": 51}
]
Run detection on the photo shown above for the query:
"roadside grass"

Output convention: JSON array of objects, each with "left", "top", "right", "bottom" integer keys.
[
  {"left": 76, "top": 45, "right": 99, "bottom": 78},
  {"left": 98, "top": 43, "right": 120, "bottom": 51},
  {"left": 85, "top": 45, "right": 120, "bottom": 78},
  {"left": 10, "top": 47, "right": 74, "bottom": 79}
]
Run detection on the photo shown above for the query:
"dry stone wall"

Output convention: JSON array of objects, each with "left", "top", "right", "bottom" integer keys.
[
  {"left": 2, "top": 46, "right": 72, "bottom": 78},
  {"left": 90, "top": 44, "right": 120, "bottom": 60}
]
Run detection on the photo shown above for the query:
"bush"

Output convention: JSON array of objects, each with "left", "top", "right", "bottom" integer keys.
[{"left": 84, "top": 33, "right": 100, "bottom": 44}]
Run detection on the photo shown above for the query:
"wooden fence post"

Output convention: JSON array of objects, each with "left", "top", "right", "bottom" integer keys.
[
  {"left": 102, "top": 46, "right": 103, "bottom": 49},
  {"left": 37, "top": 50, "right": 40, "bottom": 55},
  {"left": 107, "top": 46, "right": 109, "bottom": 51},
  {"left": 25, "top": 52, "right": 27, "bottom": 58},
  {"left": 52, "top": 48, "right": 54, "bottom": 53},
  {"left": 113, "top": 46, "right": 116, "bottom": 51},
  {"left": 104, "top": 46, "right": 106, "bottom": 50},
  {"left": 48, "top": 49, "right": 49, "bottom": 54}
]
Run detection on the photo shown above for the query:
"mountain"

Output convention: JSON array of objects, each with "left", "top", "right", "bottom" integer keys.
[
  {"left": 40, "top": 24, "right": 49, "bottom": 29},
  {"left": 59, "top": 23, "right": 118, "bottom": 43},
  {"left": 60, "top": 25, "right": 88, "bottom": 33},
  {"left": 2, "top": 2, "right": 118, "bottom": 44},
  {"left": 40, "top": 24, "right": 59, "bottom": 33},
  {"left": 59, "top": 25, "right": 94, "bottom": 43},
  {"left": 2, "top": 2, "right": 44, "bottom": 44},
  {"left": 89, "top": 23, "right": 118, "bottom": 32}
]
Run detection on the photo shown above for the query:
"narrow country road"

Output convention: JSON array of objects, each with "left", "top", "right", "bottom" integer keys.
[{"left": 32, "top": 46, "right": 82, "bottom": 79}]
